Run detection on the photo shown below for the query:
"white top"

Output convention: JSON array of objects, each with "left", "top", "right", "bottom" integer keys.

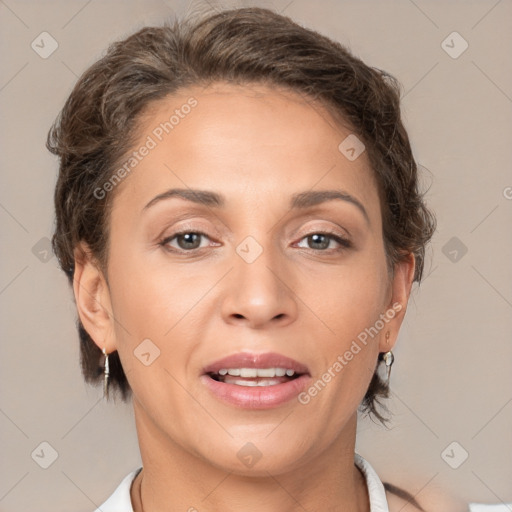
[
  {"left": 468, "top": 506, "right": 512, "bottom": 512},
  {"left": 94, "top": 453, "right": 389, "bottom": 511}
]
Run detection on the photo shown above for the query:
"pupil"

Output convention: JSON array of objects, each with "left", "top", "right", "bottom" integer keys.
[
  {"left": 310, "top": 234, "right": 328, "bottom": 250},
  {"left": 179, "top": 233, "right": 200, "bottom": 249}
]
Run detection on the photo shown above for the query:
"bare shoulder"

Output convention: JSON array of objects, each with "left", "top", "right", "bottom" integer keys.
[{"left": 386, "top": 484, "right": 468, "bottom": 512}]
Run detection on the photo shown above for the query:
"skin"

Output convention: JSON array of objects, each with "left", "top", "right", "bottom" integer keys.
[{"left": 74, "top": 82, "right": 417, "bottom": 511}]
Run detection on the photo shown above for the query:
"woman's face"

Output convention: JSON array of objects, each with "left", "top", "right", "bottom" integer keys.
[{"left": 80, "top": 82, "right": 413, "bottom": 475}]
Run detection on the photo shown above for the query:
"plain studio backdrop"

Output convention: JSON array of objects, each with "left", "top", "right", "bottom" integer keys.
[{"left": 0, "top": 0, "right": 511, "bottom": 510}]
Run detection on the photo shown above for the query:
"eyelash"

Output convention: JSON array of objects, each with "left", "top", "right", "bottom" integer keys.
[{"left": 158, "top": 229, "right": 352, "bottom": 254}]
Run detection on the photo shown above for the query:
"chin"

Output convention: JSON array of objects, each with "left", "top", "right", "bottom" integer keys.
[{"left": 194, "top": 435, "right": 313, "bottom": 477}]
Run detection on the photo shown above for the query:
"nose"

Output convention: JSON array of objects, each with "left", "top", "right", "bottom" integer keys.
[{"left": 220, "top": 240, "right": 298, "bottom": 329}]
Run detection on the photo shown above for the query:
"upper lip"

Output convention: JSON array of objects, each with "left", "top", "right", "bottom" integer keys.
[{"left": 203, "top": 352, "right": 310, "bottom": 375}]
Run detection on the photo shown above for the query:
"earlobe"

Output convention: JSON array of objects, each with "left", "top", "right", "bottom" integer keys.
[{"left": 72, "top": 243, "right": 116, "bottom": 353}]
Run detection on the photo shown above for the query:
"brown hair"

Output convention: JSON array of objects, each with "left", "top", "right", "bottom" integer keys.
[{"left": 47, "top": 6, "right": 436, "bottom": 421}]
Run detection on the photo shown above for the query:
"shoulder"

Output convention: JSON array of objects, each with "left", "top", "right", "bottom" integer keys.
[{"left": 385, "top": 483, "right": 468, "bottom": 512}]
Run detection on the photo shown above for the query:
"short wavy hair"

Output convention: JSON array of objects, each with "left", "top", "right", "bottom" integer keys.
[{"left": 47, "top": 6, "right": 436, "bottom": 422}]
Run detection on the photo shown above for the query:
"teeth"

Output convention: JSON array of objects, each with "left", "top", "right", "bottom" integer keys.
[
  {"left": 228, "top": 378, "right": 283, "bottom": 387},
  {"left": 240, "top": 368, "right": 257, "bottom": 378},
  {"left": 217, "top": 368, "right": 296, "bottom": 378}
]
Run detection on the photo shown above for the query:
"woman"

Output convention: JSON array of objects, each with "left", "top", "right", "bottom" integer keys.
[{"left": 46, "top": 6, "right": 458, "bottom": 511}]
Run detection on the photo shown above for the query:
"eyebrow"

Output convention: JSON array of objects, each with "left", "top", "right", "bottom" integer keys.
[{"left": 143, "top": 188, "right": 369, "bottom": 224}]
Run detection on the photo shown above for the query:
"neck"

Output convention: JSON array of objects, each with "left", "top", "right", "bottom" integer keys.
[{"left": 130, "top": 398, "right": 370, "bottom": 512}]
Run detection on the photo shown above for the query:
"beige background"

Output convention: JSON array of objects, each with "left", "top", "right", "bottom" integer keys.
[{"left": 1, "top": 0, "right": 511, "bottom": 510}]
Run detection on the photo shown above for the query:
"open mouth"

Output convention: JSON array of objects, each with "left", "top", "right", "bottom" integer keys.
[
  {"left": 207, "top": 367, "right": 303, "bottom": 387},
  {"left": 201, "top": 352, "right": 311, "bottom": 408}
]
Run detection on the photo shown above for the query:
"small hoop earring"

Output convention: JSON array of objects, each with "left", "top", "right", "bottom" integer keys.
[{"left": 102, "top": 347, "right": 110, "bottom": 400}]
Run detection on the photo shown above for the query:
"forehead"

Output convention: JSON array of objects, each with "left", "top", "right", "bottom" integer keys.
[{"left": 112, "top": 81, "right": 380, "bottom": 218}]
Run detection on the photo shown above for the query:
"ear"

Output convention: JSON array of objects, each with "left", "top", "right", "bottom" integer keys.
[
  {"left": 379, "top": 252, "right": 416, "bottom": 353},
  {"left": 72, "top": 242, "right": 117, "bottom": 353}
]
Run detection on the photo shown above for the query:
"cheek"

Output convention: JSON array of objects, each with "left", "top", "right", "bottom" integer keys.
[
  {"left": 104, "top": 240, "right": 175, "bottom": 378},
  {"left": 106, "top": 244, "right": 214, "bottom": 376},
  {"left": 107, "top": 225, "right": 390, "bottom": 353},
  {"left": 106, "top": 231, "right": 193, "bottom": 331},
  {"left": 310, "top": 251, "right": 390, "bottom": 340},
  {"left": 306, "top": 251, "right": 390, "bottom": 395},
  {"left": 299, "top": 281, "right": 387, "bottom": 432},
  {"left": 106, "top": 258, "right": 197, "bottom": 414}
]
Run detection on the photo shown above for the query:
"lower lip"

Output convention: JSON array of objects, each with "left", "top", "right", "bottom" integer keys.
[{"left": 200, "top": 374, "right": 311, "bottom": 409}]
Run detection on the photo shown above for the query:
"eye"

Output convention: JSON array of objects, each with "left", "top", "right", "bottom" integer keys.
[
  {"left": 159, "top": 229, "right": 352, "bottom": 254},
  {"left": 160, "top": 231, "right": 214, "bottom": 252},
  {"left": 296, "top": 231, "right": 352, "bottom": 252}
]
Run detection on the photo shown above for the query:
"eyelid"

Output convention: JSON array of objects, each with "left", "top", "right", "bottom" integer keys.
[
  {"left": 294, "top": 228, "right": 352, "bottom": 249},
  {"left": 292, "top": 221, "right": 352, "bottom": 241},
  {"left": 157, "top": 220, "right": 218, "bottom": 241},
  {"left": 158, "top": 221, "right": 349, "bottom": 241},
  {"left": 159, "top": 227, "right": 352, "bottom": 254}
]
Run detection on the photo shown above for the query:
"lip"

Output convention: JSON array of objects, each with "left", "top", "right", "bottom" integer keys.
[
  {"left": 201, "top": 352, "right": 311, "bottom": 410},
  {"left": 200, "top": 373, "right": 311, "bottom": 409},
  {"left": 202, "top": 351, "right": 310, "bottom": 375}
]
